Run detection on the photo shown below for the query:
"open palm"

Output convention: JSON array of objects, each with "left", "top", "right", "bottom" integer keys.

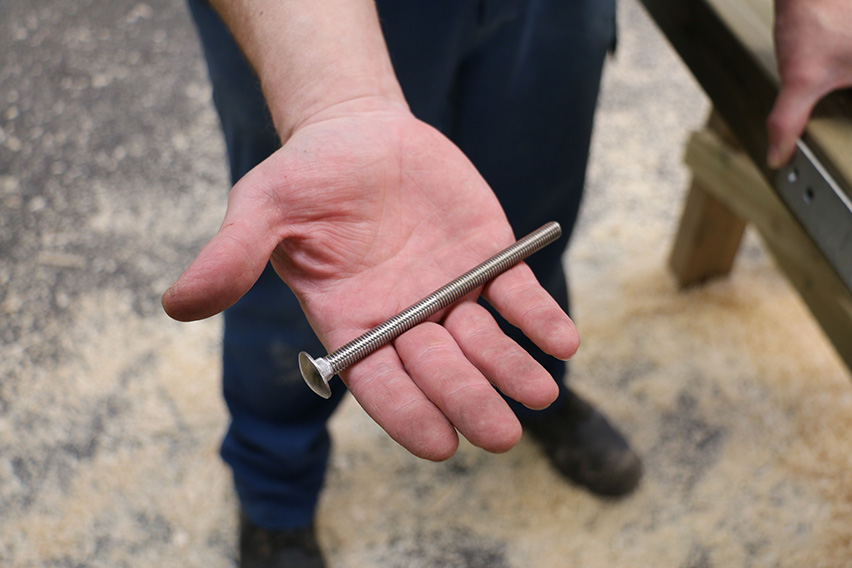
[{"left": 163, "top": 107, "right": 579, "bottom": 460}]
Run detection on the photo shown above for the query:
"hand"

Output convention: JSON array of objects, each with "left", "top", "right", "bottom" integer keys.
[
  {"left": 767, "top": 0, "right": 852, "bottom": 167},
  {"left": 162, "top": 100, "right": 579, "bottom": 460}
]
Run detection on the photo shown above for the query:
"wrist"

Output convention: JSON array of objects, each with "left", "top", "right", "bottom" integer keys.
[
  {"left": 264, "top": 72, "right": 408, "bottom": 141},
  {"left": 209, "top": 0, "right": 407, "bottom": 141}
]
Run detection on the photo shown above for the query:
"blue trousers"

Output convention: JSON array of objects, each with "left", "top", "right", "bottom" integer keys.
[{"left": 188, "top": 0, "right": 615, "bottom": 529}]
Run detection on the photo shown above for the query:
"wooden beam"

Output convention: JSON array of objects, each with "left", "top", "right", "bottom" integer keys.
[
  {"left": 685, "top": 129, "right": 852, "bottom": 370},
  {"left": 637, "top": 0, "right": 852, "bottom": 203}
]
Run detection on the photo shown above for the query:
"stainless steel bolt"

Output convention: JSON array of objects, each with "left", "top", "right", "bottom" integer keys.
[{"left": 299, "top": 221, "right": 563, "bottom": 398}]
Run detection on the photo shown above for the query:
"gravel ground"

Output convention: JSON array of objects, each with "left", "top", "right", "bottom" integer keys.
[{"left": 2, "top": 0, "right": 850, "bottom": 566}]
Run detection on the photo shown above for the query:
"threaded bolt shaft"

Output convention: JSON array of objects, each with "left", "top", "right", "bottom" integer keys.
[{"left": 300, "top": 221, "right": 562, "bottom": 398}]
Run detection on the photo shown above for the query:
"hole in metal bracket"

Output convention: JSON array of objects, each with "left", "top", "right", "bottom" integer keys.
[{"left": 787, "top": 167, "right": 799, "bottom": 184}]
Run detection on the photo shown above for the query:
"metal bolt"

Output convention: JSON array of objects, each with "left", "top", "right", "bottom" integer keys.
[{"left": 299, "top": 221, "right": 563, "bottom": 398}]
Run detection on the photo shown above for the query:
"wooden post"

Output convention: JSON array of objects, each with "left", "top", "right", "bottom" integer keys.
[
  {"left": 669, "top": 183, "right": 747, "bottom": 286},
  {"left": 669, "top": 113, "right": 748, "bottom": 287}
]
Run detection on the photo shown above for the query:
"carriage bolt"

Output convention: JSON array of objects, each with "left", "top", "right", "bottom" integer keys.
[{"left": 299, "top": 221, "right": 562, "bottom": 398}]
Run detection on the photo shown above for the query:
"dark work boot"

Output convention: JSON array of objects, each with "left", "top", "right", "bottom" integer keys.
[
  {"left": 239, "top": 512, "right": 326, "bottom": 568},
  {"left": 519, "top": 389, "right": 642, "bottom": 497}
]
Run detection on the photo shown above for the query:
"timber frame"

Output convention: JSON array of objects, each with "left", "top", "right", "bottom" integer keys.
[{"left": 638, "top": 0, "right": 852, "bottom": 370}]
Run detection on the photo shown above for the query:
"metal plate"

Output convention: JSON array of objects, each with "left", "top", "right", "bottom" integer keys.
[{"left": 776, "top": 141, "right": 852, "bottom": 291}]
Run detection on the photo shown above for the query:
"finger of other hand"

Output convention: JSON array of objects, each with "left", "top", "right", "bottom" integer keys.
[{"left": 767, "top": 82, "right": 821, "bottom": 169}]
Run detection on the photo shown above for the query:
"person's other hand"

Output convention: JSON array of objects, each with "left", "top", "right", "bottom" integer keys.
[
  {"left": 162, "top": 99, "right": 579, "bottom": 460},
  {"left": 767, "top": 0, "right": 852, "bottom": 167}
]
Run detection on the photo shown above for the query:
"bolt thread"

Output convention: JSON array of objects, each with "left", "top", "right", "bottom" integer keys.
[{"left": 325, "top": 222, "right": 561, "bottom": 374}]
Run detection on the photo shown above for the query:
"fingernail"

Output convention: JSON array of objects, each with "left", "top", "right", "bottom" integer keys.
[{"left": 767, "top": 146, "right": 781, "bottom": 169}]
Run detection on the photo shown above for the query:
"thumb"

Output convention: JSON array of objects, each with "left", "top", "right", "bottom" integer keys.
[
  {"left": 766, "top": 83, "right": 820, "bottom": 169},
  {"left": 162, "top": 192, "right": 283, "bottom": 322}
]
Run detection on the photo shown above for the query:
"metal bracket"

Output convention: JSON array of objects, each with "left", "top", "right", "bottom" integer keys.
[{"left": 775, "top": 141, "right": 852, "bottom": 291}]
